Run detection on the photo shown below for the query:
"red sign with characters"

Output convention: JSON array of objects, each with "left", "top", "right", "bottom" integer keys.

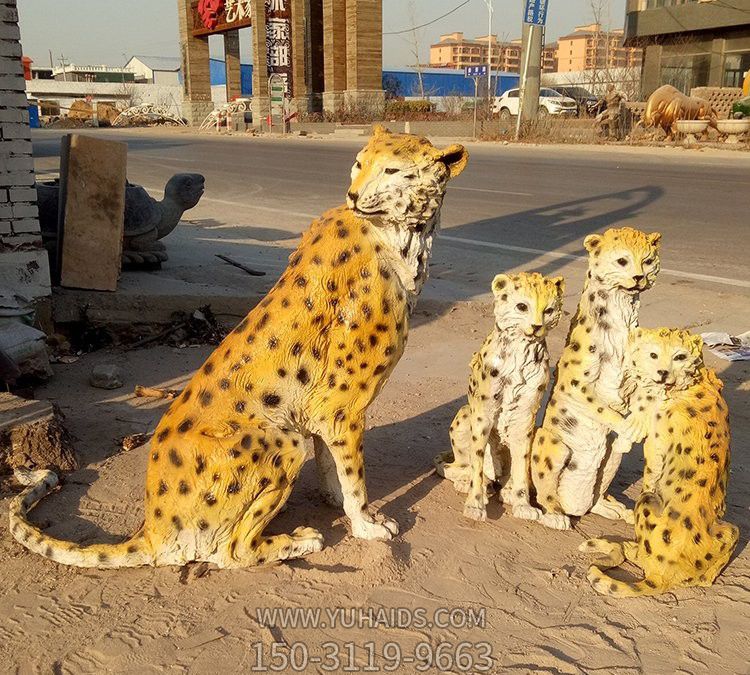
[
  {"left": 191, "top": 0, "right": 252, "bottom": 36},
  {"left": 198, "top": 0, "right": 225, "bottom": 30}
]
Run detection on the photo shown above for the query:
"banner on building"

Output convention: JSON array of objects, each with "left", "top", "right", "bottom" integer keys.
[
  {"left": 192, "top": 0, "right": 253, "bottom": 36},
  {"left": 265, "top": 0, "right": 293, "bottom": 98}
]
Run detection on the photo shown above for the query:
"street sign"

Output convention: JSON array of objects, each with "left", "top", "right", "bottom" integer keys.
[
  {"left": 523, "top": 0, "right": 549, "bottom": 26},
  {"left": 465, "top": 65, "right": 488, "bottom": 78}
]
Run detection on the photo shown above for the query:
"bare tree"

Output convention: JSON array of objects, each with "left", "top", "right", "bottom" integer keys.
[{"left": 404, "top": 0, "right": 426, "bottom": 99}]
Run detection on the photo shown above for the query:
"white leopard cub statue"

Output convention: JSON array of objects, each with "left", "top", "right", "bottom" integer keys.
[{"left": 435, "top": 272, "right": 565, "bottom": 522}]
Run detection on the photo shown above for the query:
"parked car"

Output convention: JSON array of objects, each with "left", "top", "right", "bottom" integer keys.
[
  {"left": 554, "top": 86, "right": 602, "bottom": 117},
  {"left": 493, "top": 88, "right": 578, "bottom": 120}
]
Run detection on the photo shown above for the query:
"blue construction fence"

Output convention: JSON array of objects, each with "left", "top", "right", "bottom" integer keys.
[{"left": 209, "top": 60, "right": 519, "bottom": 99}]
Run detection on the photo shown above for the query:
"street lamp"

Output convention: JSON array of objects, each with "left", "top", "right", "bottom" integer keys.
[{"left": 481, "top": 0, "right": 494, "bottom": 113}]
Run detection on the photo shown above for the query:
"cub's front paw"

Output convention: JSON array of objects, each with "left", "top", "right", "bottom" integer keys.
[
  {"left": 512, "top": 503, "right": 542, "bottom": 521},
  {"left": 463, "top": 504, "right": 487, "bottom": 522},
  {"left": 351, "top": 513, "right": 399, "bottom": 541},
  {"left": 539, "top": 513, "right": 572, "bottom": 530}
]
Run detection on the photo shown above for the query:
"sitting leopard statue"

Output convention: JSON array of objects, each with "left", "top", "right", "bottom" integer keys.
[{"left": 9, "top": 126, "right": 468, "bottom": 569}]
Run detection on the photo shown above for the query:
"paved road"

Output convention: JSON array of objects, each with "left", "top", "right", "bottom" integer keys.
[{"left": 32, "top": 128, "right": 750, "bottom": 288}]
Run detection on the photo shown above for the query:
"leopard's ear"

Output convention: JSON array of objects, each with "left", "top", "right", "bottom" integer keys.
[
  {"left": 438, "top": 144, "right": 469, "bottom": 179},
  {"left": 584, "top": 233, "right": 603, "bottom": 252},
  {"left": 688, "top": 332, "right": 704, "bottom": 356},
  {"left": 648, "top": 232, "right": 662, "bottom": 247},
  {"left": 492, "top": 274, "right": 513, "bottom": 296}
]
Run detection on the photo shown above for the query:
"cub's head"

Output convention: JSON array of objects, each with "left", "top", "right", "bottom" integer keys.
[
  {"left": 491, "top": 272, "right": 565, "bottom": 338},
  {"left": 628, "top": 327, "right": 704, "bottom": 390},
  {"left": 584, "top": 227, "right": 661, "bottom": 293},
  {"left": 347, "top": 125, "right": 468, "bottom": 229}
]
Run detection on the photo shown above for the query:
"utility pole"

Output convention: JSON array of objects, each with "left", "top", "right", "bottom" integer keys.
[
  {"left": 482, "top": 0, "right": 494, "bottom": 113},
  {"left": 59, "top": 53, "right": 69, "bottom": 81},
  {"left": 516, "top": 1, "right": 544, "bottom": 138}
]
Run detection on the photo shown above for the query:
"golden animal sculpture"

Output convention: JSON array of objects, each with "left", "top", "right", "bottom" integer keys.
[
  {"left": 643, "top": 84, "right": 716, "bottom": 134},
  {"left": 9, "top": 127, "right": 469, "bottom": 569},
  {"left": 581, "top": 328, "right": 738, "bottom": 598}
]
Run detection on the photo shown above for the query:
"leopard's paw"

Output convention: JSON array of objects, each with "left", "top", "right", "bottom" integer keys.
[
  {"left": 463, "top": 504, "right": 487, "bottom": 522},
  {"left": 512, "top": 503, "right": 542, "bottom": 521},
  {"left": 539, "top": 513, "right": 572, "bottom": 530},
  {"left": 351, "top": 513, "right": 399, "bottom": 541}
]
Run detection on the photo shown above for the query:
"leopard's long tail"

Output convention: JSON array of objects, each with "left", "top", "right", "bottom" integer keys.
[
  {"left": 9, "top": 468, "right": 152, "bottom": 568},
  {"left": 580, "top": 538, "right": 665, "bottom": 598}
]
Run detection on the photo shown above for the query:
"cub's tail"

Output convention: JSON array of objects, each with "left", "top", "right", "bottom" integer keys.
[{"left": 9, "top": 468, "right": 152, "bottom": 568}]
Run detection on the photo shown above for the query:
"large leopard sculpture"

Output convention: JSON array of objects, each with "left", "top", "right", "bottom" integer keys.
[
  {"left": 580, "top": 328, "right": 738, "bottom": 597},
  {"left": 9, "top": 126, "right": 469, "bottom": 568},
  {"left": 532, "top": 227, "right": 661, "bottom": 530},
  {"left": 435, "top": 272, "right": 565, "bottom": 522}
]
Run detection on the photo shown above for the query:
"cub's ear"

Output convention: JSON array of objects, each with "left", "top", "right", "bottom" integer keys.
[
  {"left": 688, "top": 333, "right": 704, "bottom": 355},
  {"left": 551, "top": 276, "right": 565, "bottom": 295},
  {"left": 373, "top": 124, "right": 392, "bottom": 137},
  {"left": 439, "top": 144, "right": 469, "bottom": 179},
  {"left": 492, "top": 274, "right": 512, "bottom": 296},
  {"left": 648, "top": 232, "right": 662, "bottom": 247},
  {"left": 629, "top": 328, "right": 643, "bottom": 343}
]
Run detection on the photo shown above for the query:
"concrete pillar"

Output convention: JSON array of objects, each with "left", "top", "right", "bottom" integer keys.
[
  {"left": 224, "top": 30, "right": 242, "bottom": 101},
  {"left": 344, "top": 0, "right": 384, "bottom": 113},
  {"left": 290, "top": 0, "right": 311, "bottom": 114},
  {"left": 323, "top": 0, "right": 347, "bottom": 112},
  {"left": 519, "top": 22, "right": 542, "bottom": 124},
  {"left": 251, "top": 0, "right": 270, "bottom": 127},
  {"left": 641, "top": 44, "right": 663, "bottom": 99},
  {"left": 308, "top": 0, "right": 325, "bottom": 111},
  {"left": 709, "top": 38, "right": 726, "bottom": 87},
  {"left": 177, "top": 0, "right": 214, "bottom": 125}
]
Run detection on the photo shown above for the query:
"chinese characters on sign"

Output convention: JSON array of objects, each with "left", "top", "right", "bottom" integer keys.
[
  {"left": 266, "top": 0, "right": 293, "bottom": 97},
  {"left": 523, "top": 0, "right": 548, "bottom": 26},
  {"left": 225, "top": 0, "right": 251, "bottom": 23},
  {"left": 192, "top": 0, "right": 253, "bottom": 36}
]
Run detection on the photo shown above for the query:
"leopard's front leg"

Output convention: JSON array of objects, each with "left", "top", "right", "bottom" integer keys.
[
  {"left": 318, "top": 414, "right": 398, "bottom": 541},
  {"left": 463, "top": 401, "right": 493, "bottom": 522}
]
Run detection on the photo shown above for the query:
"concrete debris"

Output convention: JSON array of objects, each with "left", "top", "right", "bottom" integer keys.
[
  {"left": 0, "top": 321, "right": 51, "bottom": 380},
  {"left": 89, "top": 363, "right": 124, "bottom": 389}
]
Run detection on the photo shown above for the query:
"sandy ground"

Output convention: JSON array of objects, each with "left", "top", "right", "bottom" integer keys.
[{"left": 1, "top": 240, "right": 749, "bottom": 674}]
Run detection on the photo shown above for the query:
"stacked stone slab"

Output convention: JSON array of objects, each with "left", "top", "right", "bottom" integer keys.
[{"left": 0, "top": 0, "right": 51, "bottom": 312}]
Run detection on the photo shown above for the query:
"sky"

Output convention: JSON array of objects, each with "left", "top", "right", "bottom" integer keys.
[{"left": 17, "top": 0, "right": 627, "bottom": 70}]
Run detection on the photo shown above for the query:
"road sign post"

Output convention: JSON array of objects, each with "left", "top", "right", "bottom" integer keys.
[
  {"left": 517, "top": 0, "right": 548, "bottom": 139},
  {"left": 465, "top": 65, "right": 488, "bottom": 140}
]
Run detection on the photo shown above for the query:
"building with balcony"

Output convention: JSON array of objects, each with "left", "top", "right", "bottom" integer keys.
[
  {"left": 429, "top": 32, "right": 557, "bottom": 74},
  {"left": 556, "top": 23, "right": 643, "bottom": 73},
  {"left": 624, "top": 0, "right": 750, "bottom": 95}
]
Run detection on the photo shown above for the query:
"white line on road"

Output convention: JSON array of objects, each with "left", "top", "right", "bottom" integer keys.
[
  {"left": 439, "top": 234, "right": 750, "bottom": 289},
  {"left": 452, "top": 186, "right": 534, "bottom": 197}
]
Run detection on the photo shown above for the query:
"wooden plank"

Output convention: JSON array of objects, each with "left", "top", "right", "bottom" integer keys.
[{"left": 60, "top": 134, "right": 127, "bottom": 292}]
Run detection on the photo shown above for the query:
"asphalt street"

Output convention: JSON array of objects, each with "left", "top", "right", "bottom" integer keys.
[{"left": 32, "top": 128, "right": 750, "bottom": 289}]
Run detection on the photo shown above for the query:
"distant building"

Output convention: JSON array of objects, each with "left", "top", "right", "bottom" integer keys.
[
  {"left": 125, "top": 56, "right": 182, "bottom": 86},
  {"left": 624, "top": 0, "right": 750, "bottom": 95},
  {"left": 51, "top": 63, "right": 135, "bottom": 83},
  {"left": 556, "top": 23, "right": 642, "bottom": 73},
  {"left": 429, "top": 32, "right": 557, "bottom": 74}
]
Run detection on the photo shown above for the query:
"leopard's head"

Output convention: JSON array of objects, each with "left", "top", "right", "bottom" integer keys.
[
  {"left": 491, "top": 272, "right": 565, "bottom": 339},
  {"left": 584, "top": 227, "right": 661, "bottom": 293},
  {"left": 347, "top": 125, "right": 468, "bottom": 229},
  {"left": 627, "top": 327, "right": 704, "bottom": 391}
]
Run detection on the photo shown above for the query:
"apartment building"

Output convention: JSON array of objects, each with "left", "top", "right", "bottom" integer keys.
[
  {"left": 624, "top": 0, "right": 750, "bottom": 95},
  {"left": 556, "top": 23, "right": 643, "bottom": 73},
  {"left": 429, "top": 32, "right": 557, "bottom": 74}
]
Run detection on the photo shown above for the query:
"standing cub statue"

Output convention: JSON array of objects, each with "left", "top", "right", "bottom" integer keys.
[
  {"left": 435, "top": 272, "right": 565, "bottom": 522},
  {"left": 532, "top": 227, "right": 661, "bottom": 530},
  {"left": 10, "top": 127, "right": 469, "bottom": 568},
  {"left": 580, "top": 328, "right": 738, "bottom": 597}
]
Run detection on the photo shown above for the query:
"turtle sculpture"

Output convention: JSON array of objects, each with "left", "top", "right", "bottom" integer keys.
[
  {"left": 36, "top": 173, "right": 205, "bottom": 268},
  {"left": 643, "top": 84, "right": 716, "bottom": 136}
]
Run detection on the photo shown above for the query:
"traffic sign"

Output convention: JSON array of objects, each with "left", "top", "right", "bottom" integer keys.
[
  {"left": 465, "top": 65, "right": 488, "bottom": 78},
  {"left": 523, "top": 0, "right": 549, "bottom": 26}
]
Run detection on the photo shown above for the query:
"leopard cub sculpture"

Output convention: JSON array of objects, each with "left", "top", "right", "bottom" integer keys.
[
  {"left": 580, "top": 328, "right": 738, "bottom": 597},
  {"left": 532, "top": 227, "right": 662, "bottom": 530},
  {"left": 435, "top": 272, "right": 565, "bottom": 522},
  {"left": 9, "top": 126, "right": 468, "bottom": 569}
]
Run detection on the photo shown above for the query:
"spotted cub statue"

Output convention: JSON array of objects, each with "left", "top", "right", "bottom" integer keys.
[
  {"left": 435, "top": 272, "right": 565, "bottom": 522},
  {"left": 580, "top": 328, "right": 738, "bottom": 597},
  {"left": 9, "top": 127, "right": 468, "bottom": 568},
  {"left": 532, "top": 227, "right": 661, "bottom": 530}
]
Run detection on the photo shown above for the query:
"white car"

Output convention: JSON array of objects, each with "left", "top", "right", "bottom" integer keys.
[{"left": 494, "top": 88, "right": 578, "bottom": 120}]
